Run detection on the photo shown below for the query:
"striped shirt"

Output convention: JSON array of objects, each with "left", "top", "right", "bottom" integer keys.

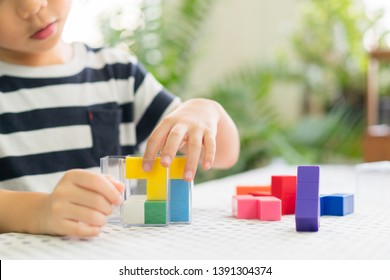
[{"left": 0, "top": 42, "right": 180, "bottom": 192}]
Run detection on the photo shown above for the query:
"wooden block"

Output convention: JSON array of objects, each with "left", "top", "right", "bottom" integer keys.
[
  {"left": 126, "top": 156, "right": 166, "bottom": 180},
  {"left": 257, "top": 196, "right": 281, "bottom": 221},
  {"left": 232, "top": 195, "right": 258, "bottom": 219},
  {"left": 321, "top": 193, "right": 354, "bottom": 216},
  {"left": 122, "top": 195, "right": 146, "bottom": 225},
  {"left": 170, "top": 157, "right": 187, "bottom": 179},
  {"left": 144, "top": 201, "right": 167, "bottom": 225},
  {"left": 236, "top": 185, "right": 271, "bottom": 195},
  {"left": 146, "top": 178, "right": 167, "bottom": 201}
]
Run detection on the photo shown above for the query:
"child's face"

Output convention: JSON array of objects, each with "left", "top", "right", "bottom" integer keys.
[{"left": 0, "top": 0, "right": 73, "bottom": 63}]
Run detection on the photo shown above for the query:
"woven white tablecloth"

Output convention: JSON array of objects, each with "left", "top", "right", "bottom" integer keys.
[{"left": 1, "top": 163, "right": 389, "bottom": 260}]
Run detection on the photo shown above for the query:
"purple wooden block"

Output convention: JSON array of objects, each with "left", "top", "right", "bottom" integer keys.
[
  {"left": 296, "top": 182, "right": 319, "bottom": 200},
  {"left": 295, "top": 199, "right": 320, "bottom": 232},
  {"left": 297, "top": 166, "right": 320, "bottom": 183}
]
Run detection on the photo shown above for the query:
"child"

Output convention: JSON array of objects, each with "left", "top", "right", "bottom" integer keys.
[{"left": 0, "top": 0, "right": 240, "bottom": 237}]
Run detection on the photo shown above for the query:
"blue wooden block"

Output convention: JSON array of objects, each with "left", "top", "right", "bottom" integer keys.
[
  {"left": 297, "top": 166, "right": 320, "bottom": 183},
  {"left": 170, "top": 200, "right": 190, "bottom": 222},
  {"left": 295, "top": 199, "right": 320, "bottom": 232},
  {"left": 321, "top": 193, "right": 354, "bottom": 216},
  {"left": 170, "top": 179, "right": 190, "bottom": 201},
  {"left": 320, "top": 195, "right": 326, "bottom": 216}
]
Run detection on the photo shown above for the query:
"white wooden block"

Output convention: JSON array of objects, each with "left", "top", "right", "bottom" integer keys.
[{"left": 122, "top": 195, "right": 146, "bottom": 225}]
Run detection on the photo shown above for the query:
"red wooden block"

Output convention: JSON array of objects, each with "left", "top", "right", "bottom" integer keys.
[{"left": 271, "top": 175, "right": 297, "bottom": 214}]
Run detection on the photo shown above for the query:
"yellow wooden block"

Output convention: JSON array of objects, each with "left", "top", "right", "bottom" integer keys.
[
  {"left": 126, "top": 157, "right": 166, "bottom": 180},
  {"left": 146, "top": 178, "right": 167, "bottom": 200},
  {"left": 170, "top": 157, "right": 187, "bottom": 179}
]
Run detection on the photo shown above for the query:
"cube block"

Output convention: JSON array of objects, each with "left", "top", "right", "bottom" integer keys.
[
  {"left": 145, "top": 201, "right": 167, "bottom": 224},
  {"left": 146, "top": 178, "right": 167, "bottom": 200},
  {"left": 170, "top": 201, "right": 190, "bottom": 222},
  {"left": 169, "top": 179, "right": 191, "bottom": 223},
  {"left": 232, "top": 195, "right": 258, "bottom": 219},
  {"left": 257, "top": 197, "right": 281, "bottom": 221},
  {"left": 121, "top": 195, "right": 146, "bottom": 225}
]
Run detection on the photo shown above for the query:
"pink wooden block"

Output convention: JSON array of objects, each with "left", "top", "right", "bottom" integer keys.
[
  {"left": 257, "top": 196, "right": 281, "bottom": 221},
  {"left": 232, "top": 195, "right": 258, "bottom": 219}
]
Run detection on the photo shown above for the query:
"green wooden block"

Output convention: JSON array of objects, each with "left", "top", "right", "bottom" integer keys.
[{"left": 144, "top": 201, "right": 167, "bottom": 224}]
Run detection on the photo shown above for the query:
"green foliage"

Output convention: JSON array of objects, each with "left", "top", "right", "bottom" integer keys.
[{"left": 101, "top": 0, "right": 215, "bottom": 96}]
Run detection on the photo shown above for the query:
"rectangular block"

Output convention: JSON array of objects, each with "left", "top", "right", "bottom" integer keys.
[
  {"left": 320, "top": 195, "right": 326, "bottom": 216},
  {"left": 126, "top": 156, "right": 166, "bottom": 180},
  {"left": 232, "top": 195, "right": 258, "bottom": 219},
  {"left": 321, "top": 193, "right": 354, "bottom": 216},
  {"left": 236, "top": 185, "right": 271, "bottom": 195},
  {"left": 257, "top": 196, "right": 281, "bottom": 221},
  {"left": 297, "top": 165, "right": 320, "bottom": 183},
  {"left": 145, "top": 201, "right": 167, "bottom": 225}
]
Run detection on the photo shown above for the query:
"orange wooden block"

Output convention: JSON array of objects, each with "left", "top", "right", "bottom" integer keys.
[
  {"left": 236, "top": 185, "right": 271, "bottom": 195},
  {"left": 249, "top": 191, "right": 272, "bottom": 196}
]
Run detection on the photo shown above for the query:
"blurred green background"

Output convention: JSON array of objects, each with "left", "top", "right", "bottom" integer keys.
[{"left": 68, "top": 0, "right": 390, "bottom": 182}]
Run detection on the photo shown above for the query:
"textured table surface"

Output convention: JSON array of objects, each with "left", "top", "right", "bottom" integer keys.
[{"left": 1, "top": 162, "right": 389, "bottom": 260}]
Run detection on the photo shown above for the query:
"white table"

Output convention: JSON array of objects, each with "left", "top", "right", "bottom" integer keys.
[{"left": 1, "top": 162, "right": 389, "bottom": 260}]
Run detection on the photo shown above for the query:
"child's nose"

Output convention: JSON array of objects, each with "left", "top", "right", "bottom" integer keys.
[{"left": 16, "top": 0, "right": 48, "bottom": 19}]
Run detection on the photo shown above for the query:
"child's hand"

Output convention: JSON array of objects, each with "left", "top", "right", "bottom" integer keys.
[
  {"left": 142, "top": 98, "right": 222, "bottom": 181},
  {"left": 40, "top": 169, "right": 124, "bottom": 237}
]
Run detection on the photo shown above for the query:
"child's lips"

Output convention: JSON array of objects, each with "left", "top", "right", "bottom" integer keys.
[{"left": 30, "top": 21, "right": 57, "bottom": 40}]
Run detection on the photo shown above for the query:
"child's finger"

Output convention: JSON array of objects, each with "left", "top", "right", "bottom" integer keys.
[
  {"left": 142, "top": 125, "right": 169, "bottom": 171},
  {"left": 59, "top": 220, "right": 102, "bottom": 238},
  {"left": 67, "top": 170, "right": 123, "bottom": 205},
  {"left": 160, "top": 124, "right": 188, "bottom": 167},
  {"left": 183, "top": 133, "right": 203, "bottom": 181},
  {"left": 201, "top": 131, "right": 216, "bottom": 170}
]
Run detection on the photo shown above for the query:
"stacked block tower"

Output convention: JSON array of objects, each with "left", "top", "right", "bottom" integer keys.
[
  {"left": 295, "top": 166, "right": 320, "bottom": 232},
  {"left": 101, "top": 156, "right": 192, "bottom": 226}
]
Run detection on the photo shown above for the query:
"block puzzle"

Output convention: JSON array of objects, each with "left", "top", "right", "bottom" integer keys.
[
  {"left": 295, "top": 166, "right": 320, "bottom": 232},
  {"left": 320, "top": 193, "right": 354, "bottom": 216},
  {"left": 271, "top": 175, "right": 296, "bottom": 214},
  {"left": 232, "top": 165, "right": 353, "bottom": 232},
  {"left": 100, "top": 155, "right": 192, "bottom": 226}
]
